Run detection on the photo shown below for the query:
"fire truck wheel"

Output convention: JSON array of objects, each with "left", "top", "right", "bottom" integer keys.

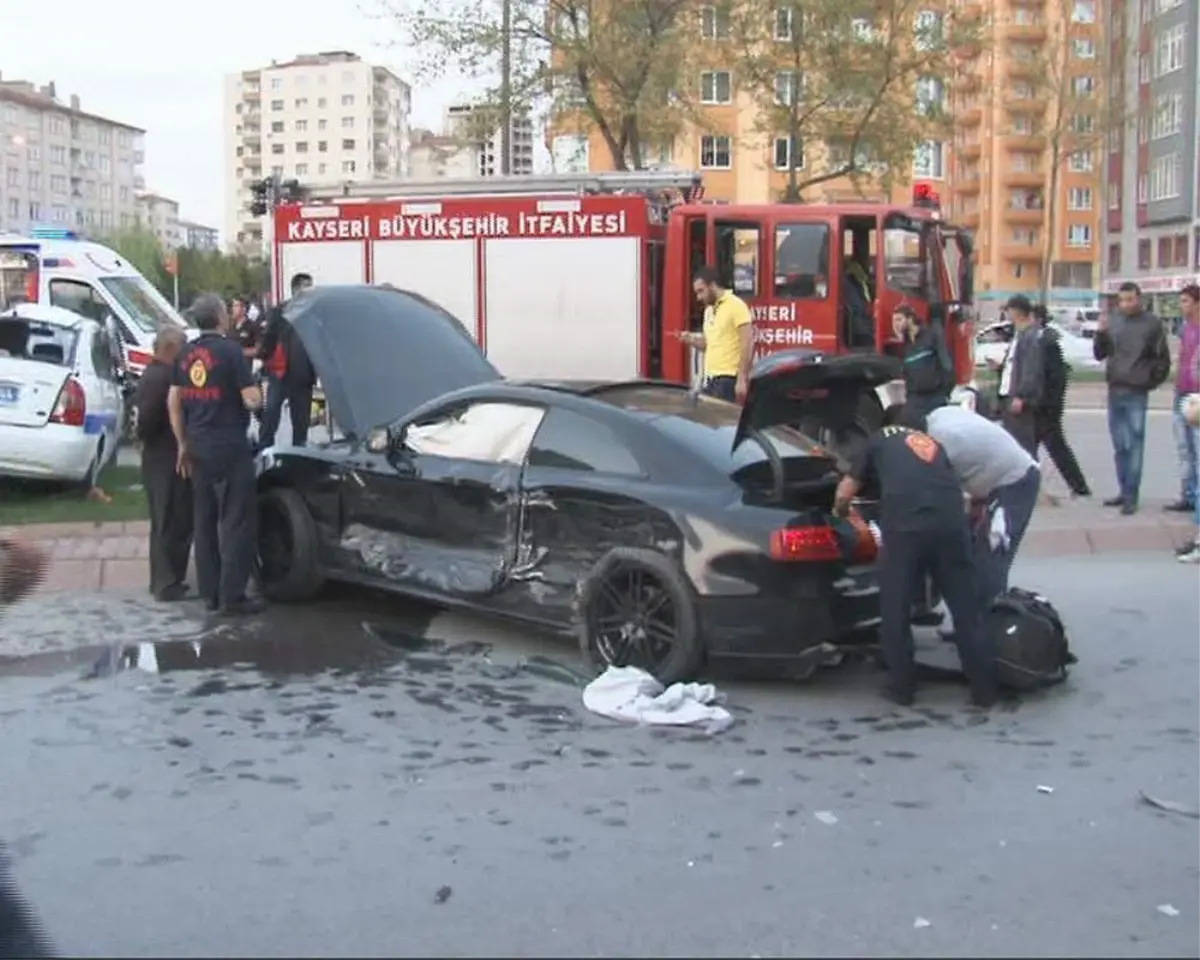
[
  {"left": 576, "top": 547, "right": 704, "bottom": 685},
  {"left": 257, "top": 486, "right": 325, "bottom": 602}
]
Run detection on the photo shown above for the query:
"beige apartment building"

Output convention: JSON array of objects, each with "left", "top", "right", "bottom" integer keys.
[
  {"left": 222, "top": 51, "right": 412, "bottom": 252},
  {"left": 948, "top": 0, "right": 1105, "bottom": 313},
  {"left": 0, "top": 74, "right": 145, "bottom": 238},
  {"left": 136, "top": 192, "right": 183, "bottom": 249}
]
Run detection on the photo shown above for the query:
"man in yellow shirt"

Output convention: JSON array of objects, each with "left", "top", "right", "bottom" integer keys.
[{"left": 680, "top": 266, "right": 754, "bottom": 403}]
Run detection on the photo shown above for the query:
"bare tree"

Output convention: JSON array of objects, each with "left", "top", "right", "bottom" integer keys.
[
  {"left": 1021, "top": 0, "right": 1127, "bottom": 300},
  {"left": 728, "top": 0, "right": 979, "bottom": 201},
  {"left": 374, "top": 0, "right": 704, "bottom": 170}
]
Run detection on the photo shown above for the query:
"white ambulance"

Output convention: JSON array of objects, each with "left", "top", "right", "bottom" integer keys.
[{"left": 0, "top": 227, "right": 193, "bottom": 378}]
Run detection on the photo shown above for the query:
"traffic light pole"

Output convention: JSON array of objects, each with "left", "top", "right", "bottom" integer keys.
[{"left": 249, "top": 174, "right": 308, "bottom": 302}]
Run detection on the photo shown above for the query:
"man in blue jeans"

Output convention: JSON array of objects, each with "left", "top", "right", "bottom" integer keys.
[{"left": 1093, "top": 282, "right": 1172, "bottom": 515}]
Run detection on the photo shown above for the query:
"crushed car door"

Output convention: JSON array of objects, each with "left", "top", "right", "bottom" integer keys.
[{"left": 341, "top": 401, "right": 542, "bottom": 598}]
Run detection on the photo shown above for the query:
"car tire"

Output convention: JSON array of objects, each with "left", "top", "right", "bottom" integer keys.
[
  {"left": 576, "top": 547, "right": 704, "bottom": 685},
  {"left": 257, "top": 486, "right": 325, "bottom": 602},
  {"left": 78, "top": 438, "right": 105, "bottom": 490}
]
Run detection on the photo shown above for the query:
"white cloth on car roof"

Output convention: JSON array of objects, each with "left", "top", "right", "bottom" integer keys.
[
  {"left": 406, "top": 403, "right": 545, "bottom": 464},
  {"left": 582, "top": 665, "right": 734, "bottom": 734}
]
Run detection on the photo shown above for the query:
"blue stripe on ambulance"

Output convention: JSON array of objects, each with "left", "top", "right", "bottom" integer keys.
[{"left": 83, "top": 412, "right": 119, "bottom": 435}]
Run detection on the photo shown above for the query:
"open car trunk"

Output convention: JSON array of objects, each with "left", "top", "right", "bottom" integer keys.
[{"left": 0, "top": 316, "right": 77, "bottom": 428}]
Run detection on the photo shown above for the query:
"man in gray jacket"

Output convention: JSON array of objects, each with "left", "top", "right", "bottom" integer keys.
[
  {"left": 1094, "top": 282, "right": 1172, "bottom": 515},
  {"left": 996, "top": 295, "right": 1044, "bottom": 454}
]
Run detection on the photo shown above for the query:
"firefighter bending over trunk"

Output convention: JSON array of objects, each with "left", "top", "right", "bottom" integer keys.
[
  {"left": 834, "top": 413, "right": 998, "bottom": 709},
  {"left": 680, "top": 266, "right": 753, "bottom": 403}
]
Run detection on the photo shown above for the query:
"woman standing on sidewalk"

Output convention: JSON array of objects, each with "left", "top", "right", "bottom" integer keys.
[{"left": 0, "top": 539, "right": 57, "bottom": 957}]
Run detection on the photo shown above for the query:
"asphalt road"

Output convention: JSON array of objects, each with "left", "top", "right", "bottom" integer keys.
[{"left": 1, "top": 553, "right": 1196, "bottom": 958}]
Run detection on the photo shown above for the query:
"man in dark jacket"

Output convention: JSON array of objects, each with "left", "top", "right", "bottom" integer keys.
[
  {"left": 1094, "top": 282, "right": 1172, "bottom": 514},
  {"left": 894, "top": 306, "right": 953, "bottom": 417},
  {"left": 1032, "top": 304, "right": 1090, "bottom": 497},
  {"left": 995, "top": 295, "right": 1043, "bottom": 455},
  {"left": 256, "top": 272, "right": 316, "bottom": 449},
  {"left": 133, "top": 327, "right": 193, "bottom": 601}
]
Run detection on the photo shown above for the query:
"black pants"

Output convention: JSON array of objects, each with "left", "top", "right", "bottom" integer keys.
[
  {"left": 259, "top": 376, "right": 313, "bottom": 449},
  {"left": 702, "top": 376, "right": 737, "bottom": 402},
  {"left": 878, "top": 524, "right": 997, "bottom": 699},
  {"left": 192, "top": 448, "right": 257, "bottom": 609},
  {"left": 906, "top": 391, "right": 948, "bottom": 420},
  {"left": 1001, "top": 401, "right": 1038, "bottom": 456},
  {"left": 1034, "top": 405, "right": 1090, "bottom": 495},
  {"left": 141, "top": 449, "right": 193, "bottom": 595}
]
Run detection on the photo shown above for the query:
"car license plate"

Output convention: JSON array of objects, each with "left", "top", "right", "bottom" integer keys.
[{"left": 0, "top": 384, "right": 18, "bottom": 405}]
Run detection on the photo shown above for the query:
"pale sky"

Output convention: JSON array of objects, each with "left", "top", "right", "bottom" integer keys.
[{"left": 0, "top": 0, "right": 485, "bottom": 235}]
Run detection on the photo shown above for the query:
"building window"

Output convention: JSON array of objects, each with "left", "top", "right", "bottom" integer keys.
[
  {"left": 1151, "top": 92, "right": 1183, "bottom": 139},
  {"left": 341, "top": 138, "right": 356, "bottom": 151},
  {"left": 271, "top": 144, "right": 284, "bottom": 155},
  {"left": 1157, "top": 236, "right": 1172, "bottom": 267},
  {"left": 1173, "top": 234, "right": 1189, "bottom": 267},
  {"left": 1070, "top": 0, "right": 1095, "bottom": 22},
  {"left": 1107, "top": 244, "right": 1120, "bottom": 272},
  {"left": 700, "top": 71, "right": 732, "bottom": 104},
  {"left": 1067, "top": 224, "right": 1092, "bottom": 247},
  {"left": 1073, "top": 38, "right": 1096, "bottom": 58},
  {"left": 1139, "top": 53, "right": 1152, "bottom": 83},
  {"left": 295, "top": 98, "right": 308, "bottom": 109},
  {"left": 271, "top": 121, "right": 284, "bottom": 133},
  {"left": 295, "top": 141, "right": 308, "bottom": 153},
  {"left": 318, "top": 141, "right": 328, "bottom": 152},
  {"left": 699, "top": 5, "right": 730, "bottom": 39},
  {"left": 1067, "top": 187, "right": 1093, "bottom": 210},
  {"left": 1155, "top": 24, "right": 1185, "bottom": 76},
  {"left": 1072, "top": 76, "right": 1096, "bottom": 96},
  {"left": 318, "top": 119, "right": 328, "bottom": 131},
  {"left": 1069, "top": 114, "right": 1094, "bottom": 134},
  {"left": 915, "top": 77, "right": 945, "bottom": 116},
  {"left": 1137, "top": 174, "right": 1148, "bottom": 203},
  {"left": 1137, "top": 239, "right": 1152, "bottom": 268},
  {"left": 851, "top": 18, "right": 874, "bottom": 40},
  {"left": 341, "top": 94, "right": 355, "bottom": 106},
  {"left": 912, "top": 140, "right": 946, "bottom": 179},
  {"left": 1108, "top": 183, "right": 1120, "bottom": 208},
  {"left": 1067, "top": 151, "right": 1093, "bottom": 172},
  {"left": 296, "top": 163, "right": 308, "bottom": 177},
  {"left": 270, "top": 100, "right": 284, "bottom": 111},
  {"left": 774, "top": 71, "right": 801, "bottom": 105},
  {"left": 773, "top": 135, "right": 803, "bottom": 170},
  {"left": 1149, "top": 152, "right": 1182, "bottom": 200},
  {"left": 342, "top": 160, "right": 356, "bottom": 173},
  {"left": 913, "top": 10, "right": 942, "bottom": 50},
  {"left": 295, "top": 120, "right": 308, "bottom": 132},
  {"left": 342, "top": 116, "right": 356, "bottom": 129},
  {"left": 699, "top": 135, "right": 732, "bottom": 169},
  {"left": 774, "top": 5, "right": 795, "bottom": 40},
  {"left": 270, "top": 78, "right": 282, "bottom": 90}
]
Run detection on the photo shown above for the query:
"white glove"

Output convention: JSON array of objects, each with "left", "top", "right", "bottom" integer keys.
[{"left": 988, "top": 504, "right": 1011, "bottom": 552}]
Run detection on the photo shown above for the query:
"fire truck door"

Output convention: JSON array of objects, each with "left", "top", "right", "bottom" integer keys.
[{"left": 646, "top": 239, "right": 666, "bottom": 378}]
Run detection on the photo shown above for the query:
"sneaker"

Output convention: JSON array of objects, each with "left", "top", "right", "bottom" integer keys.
[
  {"left": 154, "top": 583, "right": 190, "bottom": 603},
  {"left": 220, "top": 597, "right": 266, "bottom": 617},
  {"left": 879, "top": 682, "right": 915, "bottom": 707},
  {"left": 1164, "top": 500, "right": 1195, "bottom": 513},
  {"left": 1176, "top": 543, "right": 1200, "bottom": 564},
  {"left": 1102, "top": 496, "right": 1124, "bottom": 508},
  {"left": 1120, "top": 501, "right": 1139, "bottom": 516}
]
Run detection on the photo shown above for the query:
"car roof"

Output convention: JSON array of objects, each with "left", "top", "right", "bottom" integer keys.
[{"left": 0, "top": 303, "right": 90, "bottom": 330}]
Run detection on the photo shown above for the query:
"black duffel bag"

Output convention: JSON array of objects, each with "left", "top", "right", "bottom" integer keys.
[{"left": 988, "top": 587, "right": 1077, "bottom": 690}]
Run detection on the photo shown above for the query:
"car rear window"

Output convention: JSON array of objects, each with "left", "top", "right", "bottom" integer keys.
[
  {"left": 0, "top": 317, "right": 77, "bottom": 366},
  {"left": 594, "top": 384, "right": 824, "bottom": 471}
]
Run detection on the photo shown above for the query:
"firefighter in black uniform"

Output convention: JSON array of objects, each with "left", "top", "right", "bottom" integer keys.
[
  {"left": 834, "top": 406, "right": 998, "bottom": 707},
  {"left": 167, "top": 293, "right": 264, "bottom": 617}
]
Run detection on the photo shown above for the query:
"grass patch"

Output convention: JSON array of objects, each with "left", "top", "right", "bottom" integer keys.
[{"left": 0, "top": 464, "right": 147, "bottom": 526}]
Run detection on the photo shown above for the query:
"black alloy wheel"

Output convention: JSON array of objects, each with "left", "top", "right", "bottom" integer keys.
[
  {"left": 257, "top": 495, "right": 295, "bottom": 588},
  {"left": 255, "top": 486, "right": 324, "bottom": 601},
  {"left": 587, "top": 562, "right": 680, "bottom": 674}
]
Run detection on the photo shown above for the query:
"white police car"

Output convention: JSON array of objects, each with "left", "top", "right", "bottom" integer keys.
[{"left": 0, "top": 303, "right": 125, "bottom": 486}]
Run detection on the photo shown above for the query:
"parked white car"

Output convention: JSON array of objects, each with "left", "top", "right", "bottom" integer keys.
[
  {"left": 975, "top": 318, "right": 1103, "bottom": 372},
  {"left": 0, "top": 303, "right": 125, "bottom": 486}
]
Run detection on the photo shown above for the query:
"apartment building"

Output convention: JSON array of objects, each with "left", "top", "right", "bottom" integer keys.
[
  {"left": 180, "top": 220, "right": 219, "bottom": 251},
  {"left": 442, "top": 103, "right": 535, "bottom": 177},
  {"left": 222, "top": 51, "right": 412, "bottom": 252},
  {"left": 549, "top": 5, "right": 948, "bottom": 205},
  {"left": 1101, "top": 0, "right": 1199, "bottom": 317},
  {"left": 0, "top": 74, "right": 145, "bottom": 238},
  {"left": 408, "top": 129, "right": 481, "bottom": 180},
  {"left": 948, "top": 0, "right": 1105, "bottom": 313},
  {"left": 136, "top": 192, "right": 183, "bottom": 249}
]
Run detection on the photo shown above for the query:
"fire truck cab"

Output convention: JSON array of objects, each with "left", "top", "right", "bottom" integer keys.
[{"left": 273, "top": 172, "right": 974, "bottom": 392}]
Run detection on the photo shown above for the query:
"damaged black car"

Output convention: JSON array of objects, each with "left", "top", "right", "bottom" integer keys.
[{"left": 256, "top": 285, "right": 910, "bottom": 683}]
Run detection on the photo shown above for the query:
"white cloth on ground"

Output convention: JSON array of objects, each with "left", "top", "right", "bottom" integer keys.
[{"left": 582, "top": 666, "right": 734, "bottom": 734}]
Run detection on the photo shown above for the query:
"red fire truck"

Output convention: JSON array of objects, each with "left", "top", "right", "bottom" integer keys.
[{"left": 271, "top": 171, "right": 976, "bottom": 387}]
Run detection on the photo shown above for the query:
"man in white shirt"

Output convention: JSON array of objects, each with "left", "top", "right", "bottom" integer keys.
[{"left": 897, "top": 401, "right": 1040, "bottom": 609}]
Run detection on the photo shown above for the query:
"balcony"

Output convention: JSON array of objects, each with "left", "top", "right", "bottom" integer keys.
[
  {"left": 955, "top": 174, "right": 982, "bottom": 194},
  {"left": 958, "top": 104, "right": 983, "bottom": 126},
  {"left": 954, "top": 72, "right": 983, "bottom": 94},
  {"left": 1005, "top": 205, "right": 1045, "bottom": 224},
  {"left": 956, "top": 139, "right": 982, "bottom": 160},
  {"left": 1004, "top": 168, "right": 1044, "bottom": 188},
  {"left": 1007, "top": 56, "right": 1040, "bottom": 79},
  {"left": 1000, "top": 243, "right": 1042, "bottom": 261},
  {"left": 1004, "top": 94, "right": 1046, "bottom": 114},
  {"left": 960, "top": 210, "right": 981, "bottom": 229},
  {"left": 1006, "top": 131, "right": 1045, "bottom": 150},
  {"left": 1005, "top": 20, "right": 1047, "bottom": 41}
]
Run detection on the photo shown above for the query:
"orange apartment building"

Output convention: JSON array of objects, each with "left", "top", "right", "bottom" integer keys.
[
  {"left": 947, "top": 0, "right": 1106, "bottom": 316},
  {"left": 547, "top": 5, "right": 951, "bottom": 208}
]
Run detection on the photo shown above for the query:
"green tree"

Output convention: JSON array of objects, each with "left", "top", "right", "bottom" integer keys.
[
  {"left": 730, "top": 0, "right": 981, "bottom": 201},
  {"left": 99, "top": 226, "right": 169, "bottom": 292},
  {"left": 376, "top": 0, "right": 703, "bottom": 169}
]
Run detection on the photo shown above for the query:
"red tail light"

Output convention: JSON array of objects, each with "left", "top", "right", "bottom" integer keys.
[
  {"left": 49, "top": 377, "right": 86, "bottom": 427},
  {"left": 770, "top": 525, "right": 842, "bottom": 562},
  {"left": 24, "top": 264, "right": 39, "bottom": 303}
]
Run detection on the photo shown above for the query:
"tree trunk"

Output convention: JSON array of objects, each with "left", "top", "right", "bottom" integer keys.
[
  {"left": 1040, "top": 145, "right": 1062, "bottom": 303},
  {"left": 784, "top": 112, "right": 802, "bottom": 202}
]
